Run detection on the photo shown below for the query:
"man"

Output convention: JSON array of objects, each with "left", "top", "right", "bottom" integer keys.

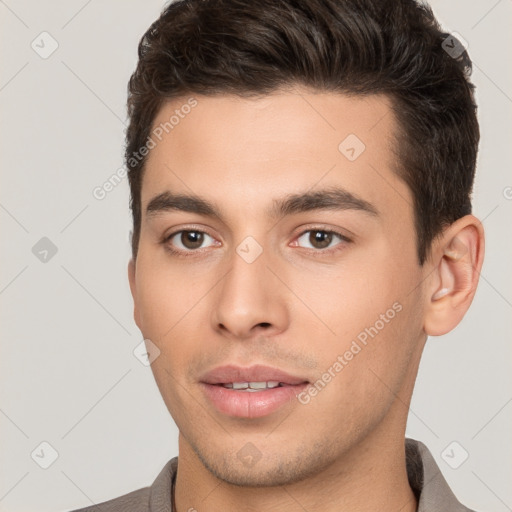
[{"left": 70, "top": 0, "right": 484, "bottom": 510}]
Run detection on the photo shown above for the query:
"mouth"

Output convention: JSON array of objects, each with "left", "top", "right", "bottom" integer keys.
[
  {"left": 199, "top": 365, "right": 309, "bottom": 418},
  {"left": 219, "top": 381, "right": 287, "bottom": 391}
]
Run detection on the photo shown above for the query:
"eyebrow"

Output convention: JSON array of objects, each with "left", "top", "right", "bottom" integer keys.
[{"left": 145, "top": 186, "right": 379, "bottom": 222}]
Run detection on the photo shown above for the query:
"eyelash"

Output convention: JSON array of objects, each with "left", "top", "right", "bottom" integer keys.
[{"left": 161, "top": 226, "right": 352, "bottom": 257}]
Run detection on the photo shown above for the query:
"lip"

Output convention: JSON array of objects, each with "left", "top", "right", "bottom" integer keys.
[
  {"left": 199, "top": 365, "right": 309, "bottom": 419},
  {"left": 200, "top": 364, "right": 309, "bottom": 385}
]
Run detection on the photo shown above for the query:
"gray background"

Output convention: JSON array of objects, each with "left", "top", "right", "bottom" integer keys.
[{"left": 0, "top": 1, "right": 511, "bottom": 510}]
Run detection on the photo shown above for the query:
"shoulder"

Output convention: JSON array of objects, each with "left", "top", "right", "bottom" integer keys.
[
  {"left": 406, "top": 438, "right": 480, "bottom": 512},
  {"left": 64, "top": 457, "right": 178, "bottom": 512},
  {"left": 66, "top": 486, "right": 151, "bottom": 512}
]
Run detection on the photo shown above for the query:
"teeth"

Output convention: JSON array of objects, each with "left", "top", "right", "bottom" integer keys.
[
  {"left": 222, "top": 381, "right": 282, "bottom": 391},
  {"left": 249, "top": 381, "right": 267, "bottom": 389}
]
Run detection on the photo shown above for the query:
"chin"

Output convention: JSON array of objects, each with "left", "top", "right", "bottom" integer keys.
[{"left": 193, "top": 438, "right": 334, "bottom": 488}]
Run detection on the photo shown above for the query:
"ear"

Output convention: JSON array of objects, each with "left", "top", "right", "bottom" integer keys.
[
  {"left": 128, "top": 258, "right": 141, "bottom": 329},
  {"left": 423, "top": 215, "right": 485, "bottom": 336}
]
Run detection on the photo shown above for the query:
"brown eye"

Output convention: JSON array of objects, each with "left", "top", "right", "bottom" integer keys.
[
  {"left": 295, "top": 229, "right": 348, "bottom": 251},
  {"left": 167, "top": 230, "right": 215, "bottom": 252},
  {"left": 180, "top": 231, "right": 204, "bottom": 249},
  {"left": 309, "top": 231, "right": 333, "bottom": 249}
]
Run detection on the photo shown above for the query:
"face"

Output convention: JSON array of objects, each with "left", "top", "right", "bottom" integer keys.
[{"left": 128, "top": 88, "right": 429, "bottom": 486}]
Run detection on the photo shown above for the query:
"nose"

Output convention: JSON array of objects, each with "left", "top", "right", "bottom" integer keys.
[{"left": 211, "top": 242, "right": 290, "bottom": 340}]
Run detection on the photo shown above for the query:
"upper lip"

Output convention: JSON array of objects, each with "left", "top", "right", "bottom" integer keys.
[{"left": 200, "top": 364, "right": 309, "bottom": 385}]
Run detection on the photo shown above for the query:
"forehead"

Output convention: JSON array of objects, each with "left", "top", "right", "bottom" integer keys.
[{"left": 140, "top": 89, "right": 410, "bottom": 223}]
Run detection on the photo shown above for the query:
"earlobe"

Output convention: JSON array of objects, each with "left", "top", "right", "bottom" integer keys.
[{"left": 424, "top": 216, "right": 484, "bottom": 336}]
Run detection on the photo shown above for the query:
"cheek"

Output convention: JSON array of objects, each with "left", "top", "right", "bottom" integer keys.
[
  {"left": 290, "top": 254, "right": 400, "bottom": 342},
  {"left": 135, "top": 253, "right": 209, "bottom": 337},
  {"left": 134, "top": 255, "right": 215, "bottom": 375},
  {"left": 299, "top": 298, "right": 422, "bottom": 440},
  {"left": 295, "top": 246, "right": 423, "bottom": 390}
]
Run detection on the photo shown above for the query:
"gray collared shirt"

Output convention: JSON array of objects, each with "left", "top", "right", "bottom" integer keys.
[{"left": 67, "top": 438, "right": 476, "bottom": 511}]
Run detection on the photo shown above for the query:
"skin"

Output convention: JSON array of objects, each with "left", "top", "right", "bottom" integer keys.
[{"left": 128, "top": 87, "right": 484, "bottom": 512}]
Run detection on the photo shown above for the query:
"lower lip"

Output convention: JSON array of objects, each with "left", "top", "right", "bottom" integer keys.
[{"left": 200, "top": 383, "right": 308, "bottom": 419}]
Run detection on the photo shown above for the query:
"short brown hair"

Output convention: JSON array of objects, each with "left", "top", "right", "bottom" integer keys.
[{"left": 125, "top": 0, "right": 479, "bottom": 265}]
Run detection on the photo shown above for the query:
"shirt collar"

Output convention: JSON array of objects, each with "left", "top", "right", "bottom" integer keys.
[{"left": 406, "top": 438, "right": 475, "bottom": 512}]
